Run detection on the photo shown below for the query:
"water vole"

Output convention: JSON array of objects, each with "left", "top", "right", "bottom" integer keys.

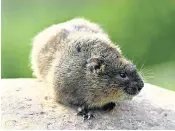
[{"left": 31, "top": 18, "right": 144, "bottom": 119}]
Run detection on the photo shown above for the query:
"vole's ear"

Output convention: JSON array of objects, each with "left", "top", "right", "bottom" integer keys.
[{"left": 87, "top": 57, "right": 105, "bottom": 73}]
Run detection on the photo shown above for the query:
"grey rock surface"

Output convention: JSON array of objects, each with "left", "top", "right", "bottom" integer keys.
[{"left": 1, "top": 79, "right": 175, "bottom": 130}]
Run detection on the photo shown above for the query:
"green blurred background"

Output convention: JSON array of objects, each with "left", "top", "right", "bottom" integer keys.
[{"left": 2, "top": 0, "right": 175, "bottom": 91}]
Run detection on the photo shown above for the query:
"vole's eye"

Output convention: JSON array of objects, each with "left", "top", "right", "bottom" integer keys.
[{"left": 119, "top": 72, "right": 126, "bottom": 78}]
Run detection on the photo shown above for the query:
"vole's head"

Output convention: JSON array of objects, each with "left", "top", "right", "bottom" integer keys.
[
  {"left": 86, "top": 46, "right": 144, "bottom": 106},
  {"left": 108, "top": 57, "right": 144, "bottom": 96}
]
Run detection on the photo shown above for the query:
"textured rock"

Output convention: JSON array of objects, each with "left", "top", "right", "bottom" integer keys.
[{"left": 1, "top": 79, "right": 175, "bottom": 130}]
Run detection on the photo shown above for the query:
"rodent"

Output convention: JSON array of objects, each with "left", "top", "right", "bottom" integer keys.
[{"left": 31, "top": 18, "right": 144, "bottom": 119}]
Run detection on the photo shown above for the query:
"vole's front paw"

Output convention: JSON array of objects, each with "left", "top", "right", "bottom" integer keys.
[
  {"left": 101, "top": 102, "right": 116, "bottom": 111},
  {"left": 77, "top": 107, "right": 95, "bottom": 120},
  {"left": 82, "top": 112, "right": 95, "bottom": 120}
]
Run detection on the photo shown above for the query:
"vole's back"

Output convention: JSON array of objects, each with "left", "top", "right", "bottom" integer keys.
[{"left": 31, "top": 18, "right": 106, "bottom": 80}]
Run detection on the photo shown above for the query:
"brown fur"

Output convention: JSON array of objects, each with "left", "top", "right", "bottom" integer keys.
[{"left": 30, "top": 18, "right": 144, "bottom": 109}]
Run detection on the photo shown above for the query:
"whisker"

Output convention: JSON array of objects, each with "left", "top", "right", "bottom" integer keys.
[{"left": 139, "top": 67, "right": 155, "bottom": 82}]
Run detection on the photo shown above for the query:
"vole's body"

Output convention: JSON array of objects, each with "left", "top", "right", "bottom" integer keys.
[{"left": 31, "top": 18, "right": 144, "bottom": 118}]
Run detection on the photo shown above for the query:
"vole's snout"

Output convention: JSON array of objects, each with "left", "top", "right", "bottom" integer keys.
[
  {"left": 134, "top": 79, "right": 144, "bottom": 93},
  {"left": 138, "top": 86, "right": 142, "bottom": 91},
  {"left": 124, "top": 79, "right": 144, "bottom": 95},
  {"left": 138, "top": 81, "right": 144, "bottom": 91}
]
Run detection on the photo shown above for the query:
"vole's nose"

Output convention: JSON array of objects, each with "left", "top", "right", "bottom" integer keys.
[
  {"left": 138, "top": 86, "right": 143, "bottom": 91},
  {"left": 138, "top": 81, "right": 144, "bottom": 91},
  {"left": 124, "top": 80, "right": 144, "bottom": 95}
]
